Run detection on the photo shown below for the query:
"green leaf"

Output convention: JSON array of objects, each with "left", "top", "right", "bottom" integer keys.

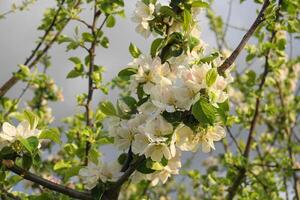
[
  {"left": 23, "top": 110, "right": 38, "bottom": 130},
  {"left": 99, "top": 101, "right": 117, "bottom": 116},
  {"left": 18, "top": 136, "right": 39, "bottom": 154},
  {"left": 246, "top": 70, "right": 256, "bottom": 86},
  {"left": 150, "top": 38, "right": 164, "bottom": 58},
  {"left": 216, "top": 99, "right": 230, "bottom": 124},
  {"left": 89, "top": 148, "right": 100, "bottom": 164},
  {"left": 129, "top": 43, "right": 142, "bottom": 58},
  {"left": 106, "top": 15, "right": 116, "bottom": 28},
  {"left": 118, "top": 67, "right": 137, "bottom": 80},
  {"left": 192, "top": 97, "right": 216, "bottom": 125},
  {"left": 122, "top": 96, "right": 137, "bottom": 111},
  {"left": 206, "top": 68, "right": 218, "bottom": 87},
  {"left": 68, "top": 57, "right": 82, "bottom": 65},
  {"left": 53, "top": 160, "right": 72, "bottom": 171},
  {"left": 91, "top": 184, "right": 105, "bottom": 199},
  {"left": 188, "top": 36, "right": 200, "bottom": 52},
  {"left": 192, "top": 1, "right": 209, "bottom": 8},
  {"left": 100, "top": 37, "right": 109, "bottom": 48},
  {"left": 183, "top": 10, "right": 192, "bottom": 32},
  {"left": 200, "top": 52, "right": 219, "bottom": 63},
  {"left": 98, "top": 137, "right": 113, "bottom": 145},
  {"left": 82, "top": 32, "right": 94, "bottom": 43},
  {"left": 22, "top": 154, "right": 32, "bottom": 170},
  {"left": 0, "top": 147, "right": 15, "bottom": 160},
  {"left": 137, "top": 158, "right": 156, "bottom": 174},
  {"left": 66, "top": 70, "right": 82, "bottom": 79},
  {"left": 39, "top": 128, "right": 61, "bottom": 144},
  {"left": 64, "top": 166, "right": 82, "bottom": 182},
  {"left": 159, "top": 6, "right": 177, "bottom": 17},
  {"left": 118, "top": 153, "right": 127, "bottom": 165}
]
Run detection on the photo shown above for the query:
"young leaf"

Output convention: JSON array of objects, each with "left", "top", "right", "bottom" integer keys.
[
  {"left": 183, "top": 10, "right": 192, "bottom": 32},
  {"left": 68, "top": 57, "right": 82, "bottom": 65},
  {"left": 18, "top": 136, "right": 39, "bottom": 154},
  {"left": 99, "top": 101, "right": 117, "bottom": 116},
  {"left": 118, "top": 67, "right": 137, "bottom": 81},
  {"left": 24, "top": 110, "right": 38, "bottom": 130},
  {"left": 150, "top": 38, "right": 164, "bottom": 58},
  {"left": 106, "top": 15, "right": 116, "bottom": 28},
  {"left": 159, "top": 6, "right": 177, "bottom": 17},
  {"left": 129, "top": 43, "right": 142, "bottom": 58},
  {"left": 206, "top": 68, "right": 218, "bottom": 87},
  {"left": 192, "top": 1, "right": 209, "bottom": 8},
  {"left": 82, "top": 32, "right": 94, "bottom": 43},
  {"left": 192, "top": 97, "right": 216, "bottom": 125},
  {"left": 39, "top": 128, "right": 61, "bottom": 144},
  {"left": 100, "top": 37, "right": 109, "bottom": 48},
  {"left": 66, "top": 70, "right": 82, "bottom": 79}
]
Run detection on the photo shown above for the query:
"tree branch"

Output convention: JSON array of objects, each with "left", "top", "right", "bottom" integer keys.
[
  {"left": 84, "top": 2, "right": 104, "bottom": 166},
  {"left": 217, "top": 0, "right": 270, "bottom": 75},
  {"left": 2, "top": 160, "right": 92, "bottom": 200},
  {"left": 0, "top": 0, "right": 81, "bottom": 97},
  {"left": 226, "top": 1, "right": 283, "bottom": 198}
]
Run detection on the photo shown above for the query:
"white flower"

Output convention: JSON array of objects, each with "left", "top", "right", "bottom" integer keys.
[
  {"left": 182, "top": 64, "right": 210, "bottom": 92},
  {"left": 143, "top": 115, "right": 173, "bottom": 137},
  {"left": 132, "top": 1, "right": 155, "bottom": 38},
  {"left": 171, "top": 79, "right": 196, "bottom": 110},
  {"left": 132, "top": 133, "right": 151, "bottom": 155},
  {"left": 79, "top": 162, "right": 102, "bottom": 190},
  {"left": 132, "top": 56, "right": 170, "bottom": 86},
  {"left": 114, "top": 126, "right": 134, "bottom": 151},
  {"left": 131, "top": 171, "right": 148, "bottom": 183},
  {"left": 174, "top": 124, "right": 198, "bottom": 152},
  {"left": 99, "top": 161, "right": 122, "bottom": 183},
  {"left": 79, "top": 161, "right": 122, "bottom": 189},
  {"left": 148, "top": 150, "right": 182, "bottom": 185},
  {"left": 0, "top": 120, "right": 40, "bottom": 146},
  {"left": 107, "top": 116, "right": 122, "bottom": 137},
  {"left": 148, "top": 77, "right": 175, "bottom": 112},
  {"left": 199, "top": 125, "right": 226, "bottom": 152},
  {"left": 144, "top": 140, "right": 172, "bottom": 162}
]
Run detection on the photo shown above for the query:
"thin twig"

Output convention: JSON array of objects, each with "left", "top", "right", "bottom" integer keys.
[
  {"left": 84, "top": 2, "right": 103, "bottom": 166},
  {"left": 226, "top": 1, "right": 283, "bottom": 198},
  {"left": 0, "top": 0, "right": 81, "bottom": 97},
  {"left": 226, "top": 126, "right": 242, "bottom": 154},
  {"left": 217, "top": 0, "right": 270, "bottom": 74}
]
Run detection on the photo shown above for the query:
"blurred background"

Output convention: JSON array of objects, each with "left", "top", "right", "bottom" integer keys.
[{"left": 0, "top": 0, "right": 299, "bottom": 195}]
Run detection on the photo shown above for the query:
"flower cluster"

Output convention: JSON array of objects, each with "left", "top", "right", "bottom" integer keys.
[
  {"left": 79, "top": 0, "right": 232, "bottom": 189},
  {"left": 132, "top": 1, "right": 155, "bottom": 38}
]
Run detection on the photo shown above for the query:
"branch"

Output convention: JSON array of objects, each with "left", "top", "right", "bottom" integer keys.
[
  {"left": 0, "top": 0, "right": 81, "bottom": 97},
  {"left": 226, "top": 1, "right": 283, "bottom": 198},
  {"left": 217, "top": 0, "right": 270, "bottom": 74},
  {"left": 2, "top": 160, "right": 92, "bottom": 200},
  {"left": 84, "top": 2, "right": 103, "bottom": 166}
]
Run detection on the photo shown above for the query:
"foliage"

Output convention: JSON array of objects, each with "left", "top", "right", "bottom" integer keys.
[{"left": 0, "top": 0, "right": 300, "bottom": 200}]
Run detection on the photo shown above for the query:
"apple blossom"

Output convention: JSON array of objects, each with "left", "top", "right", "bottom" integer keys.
[{"left": 0, "top": 120, "right": 40, "bottom": 148}]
